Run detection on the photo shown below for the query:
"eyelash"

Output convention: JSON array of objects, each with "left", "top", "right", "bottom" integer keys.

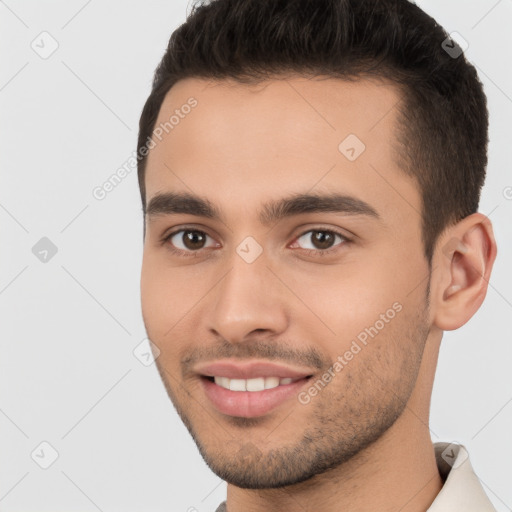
[{"left": 160, "top": 227, "right": 351, "bottom": 258}]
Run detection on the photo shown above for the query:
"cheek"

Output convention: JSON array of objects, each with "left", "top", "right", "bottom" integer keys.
[
  {"left": 284, "top": 263, "right": 404, "bottom": 341},
  {"left": 140, "top": 269, "right": 184, "bottom": 374},
  {"left": 283, "top": 250, "right": 427, "bottom": 360},
  {"left": 141, "top": 252, "right": 214, "bottom": 367},
  {"left": 140, "top": 252, "right": 185, "bottom": 340}
]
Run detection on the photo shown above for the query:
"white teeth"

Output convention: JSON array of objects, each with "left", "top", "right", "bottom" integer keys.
[
  {"left": 246, "top": 377, "right": 265, "bottom": 391},
  {"left": 229, "top": 379, "right": 246, "bottom": 391},
  {"left": 216, "top": 376, "right": 230, "bottom": 390},
  {"left": 213, "top": 376, "right": 300, "bottom": 391},
  {"left": 264, "top": 376, "right": 280, "bottom": 389}
]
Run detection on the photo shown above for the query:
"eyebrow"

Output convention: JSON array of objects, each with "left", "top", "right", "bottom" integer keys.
[{"left": 146, "top": 191, "right": 380, "bottom": 226}]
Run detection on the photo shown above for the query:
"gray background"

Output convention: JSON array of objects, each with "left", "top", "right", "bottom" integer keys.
[{"left": 1, "top": 0, "right": 511, "bottom": 510}]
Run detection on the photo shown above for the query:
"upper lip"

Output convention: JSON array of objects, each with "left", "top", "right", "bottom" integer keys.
[{"left": 195, "top": 360, "right": 314, "bottom": 380}]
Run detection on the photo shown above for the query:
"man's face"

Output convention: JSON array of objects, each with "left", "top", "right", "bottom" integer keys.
[{"left": 141, "top": 76, "right": 433, "bottom": 488}]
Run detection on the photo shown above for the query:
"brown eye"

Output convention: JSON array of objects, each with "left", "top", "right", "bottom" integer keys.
[
  {"left": 311, "top": 231, "right": 336, "bottom": 249},
  {"left": 294, "top": 229, "right": 347, "bottom": 252},
  {"left": 167, "top": 229, "right": 217, "bottom": 252},
  {"left": 182, "top": 230, "right": 207, "bottom": 250}
]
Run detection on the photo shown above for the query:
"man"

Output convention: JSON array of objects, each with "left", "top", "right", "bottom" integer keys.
[{"left": 137, "top": 0, "right": 498, "bottom": 510}]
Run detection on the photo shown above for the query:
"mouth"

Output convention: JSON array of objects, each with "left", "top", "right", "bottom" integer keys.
[
  {"left": 202, "top": 375, "right": 310, "bottom": 391},
  {"left": 199, "top": 373, "right": 314, "bottom": 418},
  {"left": 194, "top": 360, "right": 317, "bottom": 418}
]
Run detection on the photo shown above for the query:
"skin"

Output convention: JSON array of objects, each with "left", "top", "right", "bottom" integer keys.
[{"left": 140, "top": 75, "right": 497, "bottom": 512}]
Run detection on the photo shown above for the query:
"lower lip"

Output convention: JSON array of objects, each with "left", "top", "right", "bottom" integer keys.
[{"left": 200, "top": 376, "right": 311, "bottom": 418}]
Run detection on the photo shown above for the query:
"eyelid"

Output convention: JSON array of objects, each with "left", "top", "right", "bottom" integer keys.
[
  {"left": 290, "top": 223, "right": 353, "bottom": 242},
  {"left": 162, "top": 226, "right": 219, "bottom": 251},
  {"left": 161, "top": 225, "right": 352, "bottom": 256},
  {"left": 288, "top": 226, "right": 350, "bottom": 253}
]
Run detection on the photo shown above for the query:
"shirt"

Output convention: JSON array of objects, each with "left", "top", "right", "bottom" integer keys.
[{"left": 214, "top": 442, "right": 496, "bottom": 511}]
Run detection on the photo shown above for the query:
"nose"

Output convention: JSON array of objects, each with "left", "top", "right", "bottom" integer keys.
[{"left": 208, "top": 251, "right": 289, "bottom": 344}]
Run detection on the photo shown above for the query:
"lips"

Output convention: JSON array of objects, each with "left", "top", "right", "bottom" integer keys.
[
  {"left": 195, "top": 360, "right": 315, "bottom": 417},
  {"left": 195, "top": 360, "right": 314, "bottom": 380}
]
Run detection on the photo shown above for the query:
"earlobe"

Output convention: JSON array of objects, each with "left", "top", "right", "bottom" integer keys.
[{"left": 432, "top": 213, "right": 497, "bottom": 331}]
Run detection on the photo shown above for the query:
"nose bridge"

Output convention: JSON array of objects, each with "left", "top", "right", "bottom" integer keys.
[{"left": 209, "top": 240, "right": 288, "bottom": 341}]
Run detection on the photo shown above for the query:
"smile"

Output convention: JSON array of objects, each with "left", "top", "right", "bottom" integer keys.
[
  {"left": 200, "top": 375, "right": 313, "bottom": 418},
  {"left": 211, "top": 376, "right": 301, "bottom": 391}
]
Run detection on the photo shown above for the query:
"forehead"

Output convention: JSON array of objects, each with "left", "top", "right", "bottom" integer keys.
[
  {"left": 149, "top": 75, "right": 403, "bottom": 161},
  {"left": 144, "top": 75, "right": 420, "bottom": 227}
]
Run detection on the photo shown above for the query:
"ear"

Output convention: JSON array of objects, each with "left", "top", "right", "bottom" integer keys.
[{"left": 431, "top": 213, "right": 497, "bottom": 331}]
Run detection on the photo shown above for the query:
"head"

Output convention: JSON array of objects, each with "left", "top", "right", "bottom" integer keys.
[{"left": 138, "top": 0, "right": 496, "bottom": 490}]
